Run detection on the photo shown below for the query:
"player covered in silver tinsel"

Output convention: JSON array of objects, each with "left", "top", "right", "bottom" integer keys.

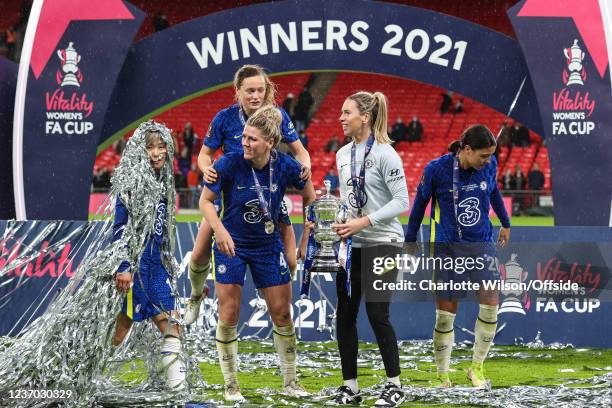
[
  {"left": 0, "top": 120, "right": 187, "bottom": 406},
  {"left": 110, "top": 120, "right": 185, "bottom": 390}
]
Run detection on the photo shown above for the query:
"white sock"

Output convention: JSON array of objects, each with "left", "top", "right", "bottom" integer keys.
[
  {"left": 161, "top": 336, "right": 186, "bottom": 390},
  {"left": 343, "top": 378, "right": 358, "bottom": 393},
  {"left": 387, "top": 376, "right": 401, "bottom": 387},
  {"left": 433, "top": 309, "right": 455, "bottom": 375},
  {"left": 473, "top": 304, "right": 498, "bottom": 365},
  {"left": 189, "top": 261, "right": 210, "bottom": 298},
  {"left": 273, "top": 323, "right": 297, "bottom": 386},
  {"left": 216, "top": 320, "right": 238, "bottom": 385}
]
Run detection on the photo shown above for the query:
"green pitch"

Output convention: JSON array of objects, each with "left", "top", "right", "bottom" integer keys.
[
  {"left": 174, "top": 214, "right": 555, "bottom": 226},
  {"left": 115, "top": 341, "right": 610, "bottom": 407}
]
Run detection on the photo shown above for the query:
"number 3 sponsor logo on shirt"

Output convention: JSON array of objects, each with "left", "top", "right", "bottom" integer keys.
[
  {"left": 243, "top": 199, "right": 264, "bottom": 223},
  {"left": 458, "top": 197, "right": 480, "bottom": 226}
]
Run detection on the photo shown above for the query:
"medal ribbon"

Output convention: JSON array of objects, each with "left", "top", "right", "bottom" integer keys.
[
  {"left": 350, "top": 134, "right": 375, "bottom": 216},
  {"left": 300, "top": 205, "right": 317, "bottom": 298},
  {"left": 337, "top": 236, "right": 353, "bottom": 297},
  {"left": 238, "top": 105, "right": 247, "bottom": 126},
  {"left": 452, "top": 155, "right": 463, "bottom": 240},
  {"left": 251, "top": 150, "right": 275, "bottom": 230}
]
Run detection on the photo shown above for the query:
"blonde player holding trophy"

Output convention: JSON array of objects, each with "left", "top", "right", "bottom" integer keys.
[{"left": 331, "top": 91, "right": 409, "bottom": 407}]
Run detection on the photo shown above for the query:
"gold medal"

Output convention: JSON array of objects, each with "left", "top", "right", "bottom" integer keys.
[{"left": 265, "top": 220, "right": 275, "bottom": 234}]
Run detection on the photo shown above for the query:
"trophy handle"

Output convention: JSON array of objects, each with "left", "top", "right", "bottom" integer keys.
[
  {"left": 337, "top": 201, "right": 349, "bottom": 223},
  {"left": 305, "top": 204, "right": 314, "bottom": 222}
]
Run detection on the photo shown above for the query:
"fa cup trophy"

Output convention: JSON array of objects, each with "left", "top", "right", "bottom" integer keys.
[
  {"left": 308, "top": 180, "right": 349, "bottom": 273},
  {"left": 57, "top": 42, "right": 81, "bottom": 87}
]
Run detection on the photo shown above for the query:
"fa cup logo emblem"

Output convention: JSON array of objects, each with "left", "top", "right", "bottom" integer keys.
[
  {"left": 499, "top": 254, "right": 530, "bottom": 315},
  {"left": 56, "top": 42, "right": 83, "bottom": 87},
  {"left": 563, "top": 39, "right": 586, "bottom": 86}
]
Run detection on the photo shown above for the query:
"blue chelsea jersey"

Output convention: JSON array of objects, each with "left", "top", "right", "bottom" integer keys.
[
  {"left": 204, "top": 151, "right": 305, "bottom": 247},
  {"left": 406, "top": 154, "right": 510, "bottom": 244},
  {"left": 113, "top": 196, "right": 167, "bottom": 271},
  {"left": 204, "top": 104, "right": 298, "bottom": 154}
]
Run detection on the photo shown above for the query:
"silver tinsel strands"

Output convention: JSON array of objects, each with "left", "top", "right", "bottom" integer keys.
[{"left": 0, "top": 121, "right": 192, "bottom": 407}]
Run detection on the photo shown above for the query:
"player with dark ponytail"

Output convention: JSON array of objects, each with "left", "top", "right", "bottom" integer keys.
[{"left": 406, "top": 124, "right": 510, "bottom": 388}]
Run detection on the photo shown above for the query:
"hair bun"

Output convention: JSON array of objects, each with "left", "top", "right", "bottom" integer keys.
[{"left": 245, "top": 105, "right": 283, "bottom": 148}]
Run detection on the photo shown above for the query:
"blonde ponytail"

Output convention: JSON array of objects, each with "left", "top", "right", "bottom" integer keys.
[
  {"left": 372, "top": 92, "right": 391, "bottom": 144},
  {"left": 347, "top": 91, "right": 392, "bottom": 144}
]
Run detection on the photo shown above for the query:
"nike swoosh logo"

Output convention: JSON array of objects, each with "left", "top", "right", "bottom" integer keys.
[
  {"left": 237, "top": 186, "right": 246, "bottom": 190},
  {"left": 233, "top": 134, "right": 242, "bottom": 139},
  {"left": 340, "top": 163, "right": 349, "bottom": 169}
]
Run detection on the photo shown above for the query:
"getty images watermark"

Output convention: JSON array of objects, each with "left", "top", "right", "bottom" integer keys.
[
  {"left": 362, "top": 242, "right": 611, "bottom": 303},
  {"left": 371, "top": 253, "right": 582, "bottom": 293}
]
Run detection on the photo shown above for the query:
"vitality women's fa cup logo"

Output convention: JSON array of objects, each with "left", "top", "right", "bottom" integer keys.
[
  {"left": 56, "top": 42, "right": 83, "bottom": 87},
  {"left": 563, "top": 39, "right": 586, "bottom": 86}
]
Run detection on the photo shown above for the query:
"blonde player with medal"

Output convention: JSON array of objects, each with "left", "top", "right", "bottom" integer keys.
[
  {"left": 185, "top": 65, "right": 311, "bottom": 324},
  {"left": 331, "top": 91, "right": 410, "bottom": 407},
  {"left": 199, "top": 105, "right": 315, "bottom": 402}
]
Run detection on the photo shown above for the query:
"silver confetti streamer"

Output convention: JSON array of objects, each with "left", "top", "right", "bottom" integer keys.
[{"left": 0, "top": 121, "right": 200, "bottom": 407}]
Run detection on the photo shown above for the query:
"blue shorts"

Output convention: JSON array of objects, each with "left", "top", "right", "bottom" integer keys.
[
  {"left": 431, "top": 242, "right": 499, "bottom": 300},
  {"left": 213, "top": 196, "right": 291, "bottom": 225},
  {"left": 212, "top": 240, "right": 291, "bottom": 289},
  {"left": 122, "top": 260, "right": 176, "bottom": 322}
]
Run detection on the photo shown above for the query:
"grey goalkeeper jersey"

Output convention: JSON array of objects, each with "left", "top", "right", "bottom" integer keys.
[{"left": 336, "top": 139, "right": 410, "bottom": 246}]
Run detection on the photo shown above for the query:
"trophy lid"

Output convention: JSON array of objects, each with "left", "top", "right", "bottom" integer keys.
[
  {"left": 323, "top": 180, "right": 332, "bottom": 197},
  {"left": 314, "top": 179, "right": 340, "bottom": 206},
  {"left": 308, "top": 178, "right": 348, "bottom": 222},
  {"left": 319, "top": 179, "right": 341, "bottom": 203}
]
